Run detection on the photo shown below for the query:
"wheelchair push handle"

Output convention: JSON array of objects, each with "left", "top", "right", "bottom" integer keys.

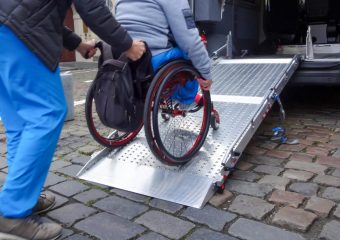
[{"left": 84, "top": 42, "right": 101, "bottom": 59}]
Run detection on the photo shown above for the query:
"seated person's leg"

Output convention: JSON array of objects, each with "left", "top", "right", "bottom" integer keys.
[{"left": 152, "top": 48, "right": 199, "bottom": 105}]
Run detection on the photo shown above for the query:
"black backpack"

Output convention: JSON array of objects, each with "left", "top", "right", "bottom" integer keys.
[{"left": 93, "top": 42, "right": 153, "bottom": 132}]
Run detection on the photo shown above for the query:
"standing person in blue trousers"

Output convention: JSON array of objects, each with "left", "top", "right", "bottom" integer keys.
[{"left": 0, "top": 1, "right": 146, "bottom": 239}]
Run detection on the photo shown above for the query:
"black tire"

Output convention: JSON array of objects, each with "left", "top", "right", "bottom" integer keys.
[
  {"left": 85, "top": 80, "right": 142, "bottom": 148},
  {"left": 144, "top": 60, "right": 212, "bottom": 165}
]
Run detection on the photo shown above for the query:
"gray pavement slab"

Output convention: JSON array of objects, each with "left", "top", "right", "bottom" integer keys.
[
  {"left": 47, "top": 203, "right": 97, "bottom": 227},
  {"left": 93, "top": 195, "right": 149, "bottom": 220},
  {"left": 225, "top": 180, "right": 274, "bottom": 198},
  {"left": 73, "top": 189, "right": 108, "bottom": 204},
  {"left": 228, "top": 218, "right": 305, "bottom": 240},
  {"left": 149, "top": 198, "right": 183, "bottom": 214},
  {"left": 229, "top": 195, "right": 275, "bottom": 220},
  {"left": 319, "top": 220, "right": 340, "bottom": 240},
  {"left": 181, "top": 205, "right": 236, "bottom": 231},
  {"left": 137, "top": 232, "right": 169, "bottom": 240},
  {"left": 49, "top": 180, "right": 89, "bottom": 197},
  {"left": 135, "top": 210, "right": 195, "bottom": 239},
  {"left": 111, "top": 188, "right": 150, "bottom": 203},
  {"left": 75, "top": 212, "right": 146, "bottom": 240},
  {"left": 44, "top": 172, "right": 67, "bottom": 188},
  {"left": 187, "top": 228, "right": 238, "bottom": 240},
  {"left": 289, "top": 182, "right": 319, "bottom": 197},
  {"left": 322, "top": 187, "right": 340, "bottom": 203},
  {"left": 56, "top": 164, "right": 83, "bottom": 177}
]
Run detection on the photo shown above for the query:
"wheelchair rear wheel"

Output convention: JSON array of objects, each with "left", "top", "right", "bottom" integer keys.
[
  {"left": 144, "top": 60, "right": 212, "bottom": 165},
  {"left": 85, "top": 80, "right": 142, "bottom": 148}
]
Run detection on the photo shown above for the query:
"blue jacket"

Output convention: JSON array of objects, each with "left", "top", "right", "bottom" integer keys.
[{"left": 116, "top": 0, "right": 212, "bottom": 80}]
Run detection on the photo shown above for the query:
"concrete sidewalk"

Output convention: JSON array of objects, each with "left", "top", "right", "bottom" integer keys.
[{"left": 1, "top": 70, "right": 340, "bottom": 240}]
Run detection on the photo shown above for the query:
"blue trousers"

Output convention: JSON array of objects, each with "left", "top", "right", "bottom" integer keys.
[
  {"left": 0, "top": 25, "right": 67, "bottom": 218},
  {"left": 152, "top": 48, "right": 199, "bottom": 105}
]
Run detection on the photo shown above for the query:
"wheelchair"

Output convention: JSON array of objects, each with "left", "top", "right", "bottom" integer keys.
[{"left": 85, "top": 59, "right": 220, "bottom": 165}]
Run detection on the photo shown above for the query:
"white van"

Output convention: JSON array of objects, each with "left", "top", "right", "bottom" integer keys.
[{"left": 192, "top": 0, "right": 340, "bottom": 85}]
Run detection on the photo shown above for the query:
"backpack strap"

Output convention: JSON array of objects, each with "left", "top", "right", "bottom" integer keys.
[{"left": 96, "top": 41, "right": 114, "bottom": 62}]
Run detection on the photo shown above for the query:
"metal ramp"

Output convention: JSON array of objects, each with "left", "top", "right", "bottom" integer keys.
[{"left": 77, "top": 57, "right": 299, "bottom": 208}]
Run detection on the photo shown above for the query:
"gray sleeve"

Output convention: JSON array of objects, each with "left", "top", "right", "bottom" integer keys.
[{"left": 159, "top": 0, "right": 212, "bottom": 80}]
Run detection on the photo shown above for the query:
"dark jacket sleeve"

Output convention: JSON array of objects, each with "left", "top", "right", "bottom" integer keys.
[
  {"left": 63, "top": 26, "right": 82, "bottom": 51},
  {"left": 73, "top": 0, "right": 133, "bottom": 52}
]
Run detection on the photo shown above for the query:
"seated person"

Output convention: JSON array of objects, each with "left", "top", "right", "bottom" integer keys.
[{"left": 115, "top": 0, "right": 212, "bottom": 105}]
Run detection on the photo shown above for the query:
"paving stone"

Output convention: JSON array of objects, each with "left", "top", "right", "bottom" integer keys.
[
  {"left": 313, "top": 175, "right": 340, "bottom": 187},
  {"left": 137, "top": 232, "right": 169, "bottom": 240},
  {"left": 246, "top": 156, "right": 284, "bottom": 167},
  {"left": 266, "top": 150, "right": 291, "bottom": 159},
  {"left": 317, "top": 156, "right": 340, "bottom": 168},
  {"left": 49, "top": 180, "right": 89, "bottom": 197},
  {"left": 0, "top": 171, "right": 6, "bottom": 187},
  {"left": 75, "top": 212, "right": 145, "bottom": 240},
  {"left": 70, "top": 155, "right": 90, "bottom": 166},
  {"left": 94, "top": 196, "right": 149, "bottom": 220},
  {"left": 45, "top": 191, "right": 69, "bottom": 209},
  {"left": 208, "top": 190, "right": 233, "bottom": 207},
  {"left": 68, "top": 141, "right": 88, "bottom": 151},
  {"left": 225, "top": 180, "right": 273, "bottom": 198},
  {"left": 260, "top": 141, "right": 279, "bottom": 150},
  {"left": 272, "top": 206, "right": 317, "bottom": 232},
  {"left": 73, "top": 189, "right": 108, "bottom": 204},
  {"left": 111, "top": 188, "right": 150, "bottom": 203},
  {"left": 0, "top": 158, "right": 7, "bottom": 169},
  {"left": 305, "top": 196, "right": 336, "bottom": 217},
  {"left": 149, "top": 198, "right": 183, "bottom": 214},
  {"left": 64, "top": 234, "right": 92, "bottom": 240},
  {"left": 44, "top": 172, "right": 67, "bottom": 187},
  {"left": 253, "top": 165, "right": 284, "bottom": 176},
  {"left": 59, "top": 228, "right": 74, "bottom": 239},
  {"left": 289, "top": 182, "right": 319, "bottom": 197},
  {"left": 77, "top": 145, "right": 99, "bottom": 156},
  {"left": 47, "top": 203, "right": 97, "bottom": 227},
  {"left": 229, "top": 195, "right": 274, "bottom": 220},
  {"left": 230, "top": 170, "right": 261, "bottom": 182},
  {"left": 258, "top": 175, "right": 290, "bottom": 190},
  {"left": 55, "top": 146, "right": 74, "bottom": 156},
  {"left": 56, "top": 165, "right": 82, "bottom": 177},
  {"left": 289, "top": 153, "right": 314, "bottom": 163},
  {"left": 319, "top": 220, "right": 340, "bottom": 240},
  {"left": 285, "top": 161, "right": 328, "bottom": 174},
  {"left": 322, "top": 187, "right": 340, "bottom": 203},
  {"left": 135, "top": 210, "right": 195, "bottom": 239},
  {"left": 245, "top": 146, "right": 267, "bottom": 155},
  {"left": 333, "top": 168, "right": 340, "bottom": 177},
  {"left": 187, "top": 228, "right": 238, "bottom": 240},
  {"left": 282, "top": 169, "right": 314, "bottom": 182},
  {"left": 334, "top": 205, "right": 340, "bottom": 218},
  {"left": 228, "top": 218, "right": 305, "bottom": 240},
  {"left": 268, "top": 190, "right": 305, "bottom": 208},
  {"left": 278, "top": 144, "right": 306, "bottom": 152},
  {"left": 50, "top": 160, "right": 72, "bottom": 171},
  {"left": 305, "top": 146, "right": 329, "bottom": 156},
  {"left": 181, "top": 205, "right": 236, "bottom": 231},
  {"left": 235, "top": 161, "right": 254, "bottom": 171}
]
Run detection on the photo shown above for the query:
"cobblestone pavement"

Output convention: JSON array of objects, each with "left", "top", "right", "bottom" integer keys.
[{"left": 1, "top": 69, "right": 340, "bottom": 240}]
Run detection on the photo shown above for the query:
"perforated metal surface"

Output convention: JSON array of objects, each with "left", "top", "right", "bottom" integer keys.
[{"left": 78, "top": 57, "right": 298, "bottom": 208}]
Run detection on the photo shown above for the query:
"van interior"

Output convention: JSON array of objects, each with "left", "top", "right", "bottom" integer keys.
[{"left": 197, "top": 0, "right": 340, "bottom": 59}]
